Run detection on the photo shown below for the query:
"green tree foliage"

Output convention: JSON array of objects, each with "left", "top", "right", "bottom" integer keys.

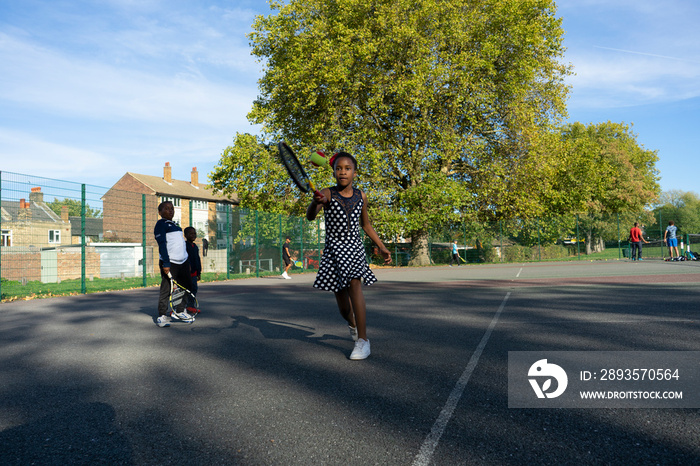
[
  {"left": 549, "top": 122, "right": 660, "bottom": 253},
  {"left": 649, "top": 190, "right": 700, "bottom": 237},
  {"left": 47, "top": 198, "right": 102, "bottom": 218},
  {"left": 222, "top": 0, "right": 571, "bottom": 265},
  {"left": 210, "top": 133, "right": 310, "bottom": 215}
]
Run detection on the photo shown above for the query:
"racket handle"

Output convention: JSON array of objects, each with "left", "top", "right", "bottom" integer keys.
[{"left": 308, "top": 179, "right": 322, "bottom": 198}]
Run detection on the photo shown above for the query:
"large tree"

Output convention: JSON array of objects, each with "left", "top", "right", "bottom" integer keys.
[
  {"left": 551, "top": 121, "right": 660, "bottom": 253},
  {"left": 650, "top": 190, "right": 700, "bottom": 238},
  {"left": 213, "top": 0, "right": 570, "bottom": 264}
]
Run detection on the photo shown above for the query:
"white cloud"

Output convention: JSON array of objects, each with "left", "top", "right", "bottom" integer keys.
[
  {"left": 0, "top": 32, "right": 257, "bottom": 127},
  {"left": 565, "top": 48, "right": 700, "bottom": 109},
  {"left": 560, "top": 0, "right": 700, "bottom": 110},
  {"left": 0, "top": 128, "right": 115, "bottom": 181}
]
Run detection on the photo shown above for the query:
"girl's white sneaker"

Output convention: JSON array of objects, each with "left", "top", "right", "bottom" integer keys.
[{"left": 350, "top": 338, "right": 370, "bottom": 360}]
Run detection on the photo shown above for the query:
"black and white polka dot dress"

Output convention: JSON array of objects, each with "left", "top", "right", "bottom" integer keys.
[{"left": 313, "top": 186, "right": 377, "bottom": 292}]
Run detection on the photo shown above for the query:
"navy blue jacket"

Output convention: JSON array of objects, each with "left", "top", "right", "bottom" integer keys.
[{"left": 154, "top": 219, "right": 187, "bottom": 267}]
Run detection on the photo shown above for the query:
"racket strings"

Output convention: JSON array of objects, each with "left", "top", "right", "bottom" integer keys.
[
  {"left": 170, "top": 287, "right": 185, "bottom": 308},
  {"left": 279, "top": 143, "right": 311, "bottom": 193}
]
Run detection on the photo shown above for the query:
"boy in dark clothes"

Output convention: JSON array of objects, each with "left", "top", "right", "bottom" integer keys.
[{"left": 184, "top": 226, "right": 202, "bottom": 296}]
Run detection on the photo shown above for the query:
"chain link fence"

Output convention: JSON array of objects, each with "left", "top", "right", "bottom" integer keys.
[{"left": 2, "top": 171, "right": 698, "bottom": 301}]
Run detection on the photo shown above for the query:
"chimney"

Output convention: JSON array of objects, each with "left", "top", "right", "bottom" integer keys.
[
  {"left": 18, "top": 199, "right": 32, "bottom": 220},
  {"left": 61, "top": 205, "right": 69, "bottom": 222},
  {"left": 29, "top": 187, "right": 43, "bottom": 203},
  {"left": 164, "top": 162, "right": 172, "bottom": 183},
  {"left": 191, "top": 167, "right": 199, "bottom": 186}
]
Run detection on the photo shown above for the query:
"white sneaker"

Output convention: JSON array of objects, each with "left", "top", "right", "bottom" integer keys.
[
  {"left": 348, "top": 325, "right": 358, "bottom": 341},
  {"left": 350, "top": 338, "right": 370, "bottom": 360},
  {"left": 281, "top": 272, "right": 291, "bottom": 279},
  {"left": 156, "top": 315, "right": 171, "bottom": 327},
  {"left": 171, "top": 309, "right": 195, "bottom": 323}
]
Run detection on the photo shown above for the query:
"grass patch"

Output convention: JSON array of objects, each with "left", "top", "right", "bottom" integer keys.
[{"left": 1, "top": 268, "right": 313, "bottom": 302}]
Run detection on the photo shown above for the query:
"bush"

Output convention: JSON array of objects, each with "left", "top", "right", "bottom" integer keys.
[
  {"left": 540, "top": 245, "right": 571, "bottom": 260},
  {"left": 504, "top": 245, "right": 531, "bottom": 262}
]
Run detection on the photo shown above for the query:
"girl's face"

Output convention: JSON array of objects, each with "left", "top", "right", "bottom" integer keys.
[{"left": 333, "top": 156, "right": 356, "bottom": 187}]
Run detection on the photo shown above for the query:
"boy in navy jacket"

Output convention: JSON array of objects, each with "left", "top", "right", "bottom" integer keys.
[{"left": 154, "top": 201, "right": 194, "bottom": 327}]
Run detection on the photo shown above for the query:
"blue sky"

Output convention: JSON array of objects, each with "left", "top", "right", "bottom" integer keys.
[{"left": 1, "top": 0, "right": 698, "bottom": 196}]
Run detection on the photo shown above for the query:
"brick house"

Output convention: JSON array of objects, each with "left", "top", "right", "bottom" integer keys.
[
  {"left": 102, "top": 163, "right": 238, "bottom": 273},
  {"left": 0, "top": 187, "right": 77, "bottom": 282},
  {"left": 1, "top": 187, "right": 70, "bottom": 248}
]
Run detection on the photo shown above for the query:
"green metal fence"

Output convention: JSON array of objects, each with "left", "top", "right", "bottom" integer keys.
[
  {"left": 0, "top": 171, "right": 329, "bottom": 301},
  {"left": 1, "top": 170, "right": 698, "bottom": 301}
]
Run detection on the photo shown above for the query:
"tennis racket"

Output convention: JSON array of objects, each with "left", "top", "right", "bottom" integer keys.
[
  {"left": 167, "top": 272, "right": 196, "bottom": 322},
  {"left": 278, "top": 141, "right": 322, "bottom": 197},
  {"left": 294, "top": 260, "right": 303, "bottom": 267}
]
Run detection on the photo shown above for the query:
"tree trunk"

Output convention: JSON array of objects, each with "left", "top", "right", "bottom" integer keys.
[
  {"left": 585, "top": 231, "right": 592, "bottom": 255},
  {"left": 584, "top": 231, "right": 605, "bottom": 254},
  {"left": 593, "top": 236, "right": 605, "bottom": 254},
  {"left": 409, "top": 230, "right": 432, "bottom": 266}
]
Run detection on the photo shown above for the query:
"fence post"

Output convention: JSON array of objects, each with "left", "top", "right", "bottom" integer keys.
[
  {"left": 463, "top": 222, "right": 467, "bottom": 263},
  {"left": 142, "top": 194, "right": 147, "bottom": 287},
  {"left": 226, "top": 205, "right": 231, "bottom": 279},
  {"left": 394, "top": 234, "right": 398, "bottom": 266},
  {"left": 279, "top": 214, "right": 283, "bottom": 273},
  {"left": 0, "top": 171, "right": 3, "bottom": 299},
  {"left": 499, "top": 220, "right": 503, "bottom": 262},
  {"left": 617, "top": 213, "right": 621, "bottom": 260},
  {"left": 255, "top": 210, "right": 260, "bottom": 278},
  {"left": 659, "top": 212, "right": 664, "bottom": 259},
  {"left": 537, "top": 218, "right": 541, "bottom": 262},
  {"left": 576, "top": 214, "right": 581, "bottom": 260},
  {"left": 300, "top": 218, "right": 305, "bottom": 269},
  {"left": 81, "top": 184, "right": 86, "bottom": 294},
  {"left": 317, "top": 217, "right": 321, "bottom": 267}
]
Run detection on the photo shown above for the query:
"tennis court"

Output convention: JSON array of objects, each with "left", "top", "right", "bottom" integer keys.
[{"left": 1, "top": 260, "right": 698, "bottom": 465}]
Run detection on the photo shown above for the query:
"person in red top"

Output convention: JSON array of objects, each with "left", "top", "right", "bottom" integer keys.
[{"left": 629, "top": 222, "right": 649, "bottom": 261}]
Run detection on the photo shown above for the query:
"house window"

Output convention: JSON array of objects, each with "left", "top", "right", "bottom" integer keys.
[
  {"left": 1, "top": 229, "right": 11, "bottom": 247},
  {"left": 160, "top": 196, "right": 181, "bottom": 207},
  {"left": 194, "top": 221, "right": 208, "bottom": 234},
  {"left": 48, "top": 230, "right": 61, "bottom": 244},
  {"left": 192, "top": 200, "right": 207, "bottom": 210}
]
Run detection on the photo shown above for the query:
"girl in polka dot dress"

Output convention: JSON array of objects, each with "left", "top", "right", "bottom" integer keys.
[{"left": 306, "top": 152, "right": 391, "bottom": 360}]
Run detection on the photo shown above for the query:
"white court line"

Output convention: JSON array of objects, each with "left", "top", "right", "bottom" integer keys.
[
  {"left": 516, "top": 267, "right": 523, "bottom": 278},
  {"left": 412, "top": 292, "right": 511, "bottom": 466}
]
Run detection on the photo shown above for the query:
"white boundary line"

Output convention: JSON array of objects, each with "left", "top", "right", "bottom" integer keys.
[{"left": 412, "top": 291, "right": 511, "bottom": 466}]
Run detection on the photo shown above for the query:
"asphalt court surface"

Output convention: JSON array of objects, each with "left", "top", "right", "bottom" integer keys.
[{"left": 1, "top": 260, "right": 698, "bottom": 465}]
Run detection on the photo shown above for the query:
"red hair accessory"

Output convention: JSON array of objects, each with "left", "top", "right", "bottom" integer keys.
[{"left": 328, "top": 153, "right": 339, "bottom": 168}]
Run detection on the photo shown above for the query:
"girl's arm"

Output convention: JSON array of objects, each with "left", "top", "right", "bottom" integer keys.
[
  {"left": 306, "top": 188, "right": 330, "bottom": 221},
  {"left": 359, "top": 192, "right": 392, "bottom": 264}
]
